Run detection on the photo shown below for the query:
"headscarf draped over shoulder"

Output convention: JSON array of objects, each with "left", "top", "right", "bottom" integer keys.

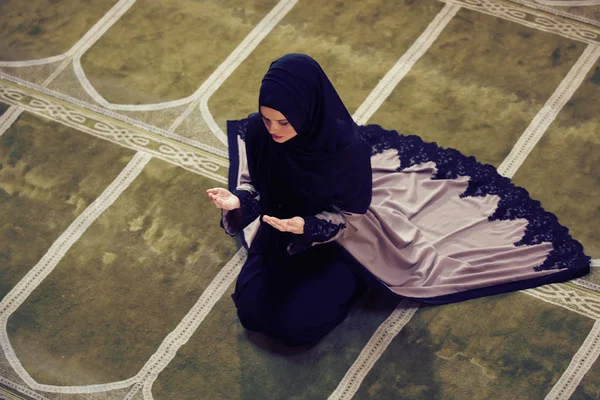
[{"left": 245, "top": 53, "right": 372, "bottom": 219}]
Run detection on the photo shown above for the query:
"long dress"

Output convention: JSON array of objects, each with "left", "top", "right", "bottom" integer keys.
[{"left": 223, "top": 118, "right": 590, "bottom": 305}]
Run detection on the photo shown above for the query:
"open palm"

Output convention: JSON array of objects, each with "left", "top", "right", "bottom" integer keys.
[
  {"left": 262, "top": 215, "right": 305, "bottom": 235},
  {"left": 206, "top": 188, "right": 240, "bottom": 210}
]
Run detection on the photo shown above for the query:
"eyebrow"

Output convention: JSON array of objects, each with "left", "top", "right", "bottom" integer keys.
[{"left": 260, "top": 114, "right": 288, "bottom": 122}]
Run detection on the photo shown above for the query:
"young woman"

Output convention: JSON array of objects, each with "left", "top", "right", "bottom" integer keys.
[{"left": 207, "top": 53, "right": 590, "bottom": 346}]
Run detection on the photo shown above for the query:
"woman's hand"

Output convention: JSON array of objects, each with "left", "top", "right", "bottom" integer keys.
[
  {"left": 262, "top": 215, "right": 304, "bottom": 234},
  {"left": 206, "top": 188, "right": 241, "bottom": 210}
]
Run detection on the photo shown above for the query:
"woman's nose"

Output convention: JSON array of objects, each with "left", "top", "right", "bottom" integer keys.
[{"left": 265, "top": 122, "right": 276, "bottom": 134}]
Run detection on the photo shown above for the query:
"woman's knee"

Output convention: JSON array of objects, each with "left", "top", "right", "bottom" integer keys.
[
  {"left": 233, "top": 285, "right": 268, "bottom": 333},
  {"left": 271, "top": 307, "right": 350, "bottom": 347},
  {"left": 236, "top": 295, "right": 350, "bottom": 346},
  {"left": 232, "top": 254, "right": 268, "bottom": 331},
  {"left": 236, "top": 304, "right": 262, "bottom": 332}
]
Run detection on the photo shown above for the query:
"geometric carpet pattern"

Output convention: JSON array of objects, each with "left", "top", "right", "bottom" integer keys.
[{"left": 0, "top": 0, "right": 599, "bottom": 399}]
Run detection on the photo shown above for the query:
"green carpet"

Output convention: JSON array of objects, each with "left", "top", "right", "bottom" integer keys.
[{"left": 0, "top": 0, "right": 598, "bottom": 399}]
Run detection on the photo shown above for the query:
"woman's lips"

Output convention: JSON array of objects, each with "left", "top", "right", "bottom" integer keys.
[{"left": 271, "top": 134, "right": 283, "bottom": 139}]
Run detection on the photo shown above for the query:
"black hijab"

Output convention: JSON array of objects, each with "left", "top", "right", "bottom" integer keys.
[{"left": 245, "top": 54, "right": 372, "bottom": 251}]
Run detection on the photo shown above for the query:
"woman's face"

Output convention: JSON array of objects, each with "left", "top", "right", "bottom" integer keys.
[{"left": 260, "top": 106, "right": 298, "bottom": 143}]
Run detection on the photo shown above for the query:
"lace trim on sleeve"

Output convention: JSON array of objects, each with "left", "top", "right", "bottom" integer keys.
[
  {"left": 220, "top": 189, "right": 260, "bottom": 236},
  {"left": 287, "top": 215, "right": 347, "bottom": 255}
]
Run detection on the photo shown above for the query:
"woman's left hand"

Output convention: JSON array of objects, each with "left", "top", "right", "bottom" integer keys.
[{"left": 262, "top": 215, "right": 304, "bottom": 234}]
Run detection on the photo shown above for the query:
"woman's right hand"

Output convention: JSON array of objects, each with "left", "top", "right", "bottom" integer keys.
[{"left": 206, "top": 188, "right": 241, "bottom": 210}]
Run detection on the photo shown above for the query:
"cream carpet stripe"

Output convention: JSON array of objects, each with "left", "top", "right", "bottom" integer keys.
[
  {"left": 0, "top": 0, "right": 136, "bottom": 68},
  {"left": 137, "top": 248, "right": 248, "bottom": 400},
  {"left": 0, "top": 376, "right": 50, "bottom": 400},
  {"left": 535, "top": 0, "right": 600, "bottom": 6},
  {"left": 545, "top": 320, "right": 600, "bottom": 400},
  {"left": 498, "top": 44, "right": 600, "bottom": 178},
  {"left": 328, "top": 301, "right": 420, "bottom": 400},
  {"left": 0, "top": 106, "right": 23, "bottom": 137},
  {"left": 573, "top": 278, "right": 600, "bottom": 292},
  {"left": 352, "top": 3, "right": 460, "bottom": 125},
  {"left": 170, "top": 0, "right": 299, "bottom": 133}
]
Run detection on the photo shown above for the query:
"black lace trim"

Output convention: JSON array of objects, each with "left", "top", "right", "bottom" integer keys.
[
  {"left": 237, "top": 118, "right": 250, "bottom": 141},
  {"left": 220, "top": 189, "right": 260, "bottom": 236},
  {"left": 287, "top": 216, "right": 346, "bottom": 255},
  {"left": 359, "top": 124, "right": 590, "bottom": 272},
  {"left": 236, "top": 189, "right": 261, "bottom": 224}
]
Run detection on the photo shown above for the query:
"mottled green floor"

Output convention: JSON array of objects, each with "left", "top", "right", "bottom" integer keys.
[
  {"left": 80, "top": 0, "right": 278, "bottom": 104},
  {"left": 0, "top": 1, "right": 599, "bottom": 399},
  {"left": 209, "top": 0, "right": 446, "bottom": 126},
  {"left": 7, "top": 158, "right": 238, "bottom": 385},
  {"left": 0, "top": 0, "right": 118, "bottom": 61},
  {"left": 0, "top": 112, "right": 135, "bottom": 301},
  {"left": 152, "top": 289, "right": 399, "bottom": 400},
  {"left": 512, "top": 61, "right": 600, "bottom": 258},
  {"left": 354, "top": 293, "right": 593, "bottom": 400},
  {"left": 369, "top": 7, "right": 586, "bottom": 167}
]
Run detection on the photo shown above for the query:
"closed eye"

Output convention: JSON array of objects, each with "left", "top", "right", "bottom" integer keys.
[{"left": 262, "top": 115, "right": 289, "bottom": 126}]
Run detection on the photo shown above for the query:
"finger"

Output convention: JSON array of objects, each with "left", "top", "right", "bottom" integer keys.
[
  {"left": 265, "top": 216, "right": 287, "bottom": 229},
  {"left": 264, "top": 217, "right": 279, "bottom": 228},
  {"left": 264, "top": 217, "right": 285, "bottom": 232},
  {"left": 266, "top": 221, "right": 279, "bottom": 230},
  {"left": 263, "top": 215, "right": 278, "bottom": 224},
  {"left": 210, "top": 193, "right": 225, "bottom": 204},
  {"left": 264, "top": 220, "right": 280, "bottom": 231},
  {"left": 274, "top": 220, "right": 290, "bottom": 232},
  {"left": 208, "top": 195, "right": 221, "bottom": 207},
  {"left": 210, "top": 195, "right": 223, "bottom": 207},
  {"left": 267, "top": 216, "right": 284, "bottom": 225}
]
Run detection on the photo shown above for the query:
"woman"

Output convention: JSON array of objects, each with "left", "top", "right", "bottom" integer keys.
[{"left": 207, "top": 53, "right": 590, "bottom": 346}]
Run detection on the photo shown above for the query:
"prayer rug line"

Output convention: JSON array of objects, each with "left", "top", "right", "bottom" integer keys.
[
  {"left": 498, "top": 44, "right": 600, "bottom": 178},
  {"left": 0, "top": 81, "right": 229, "bottom": 183}
]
